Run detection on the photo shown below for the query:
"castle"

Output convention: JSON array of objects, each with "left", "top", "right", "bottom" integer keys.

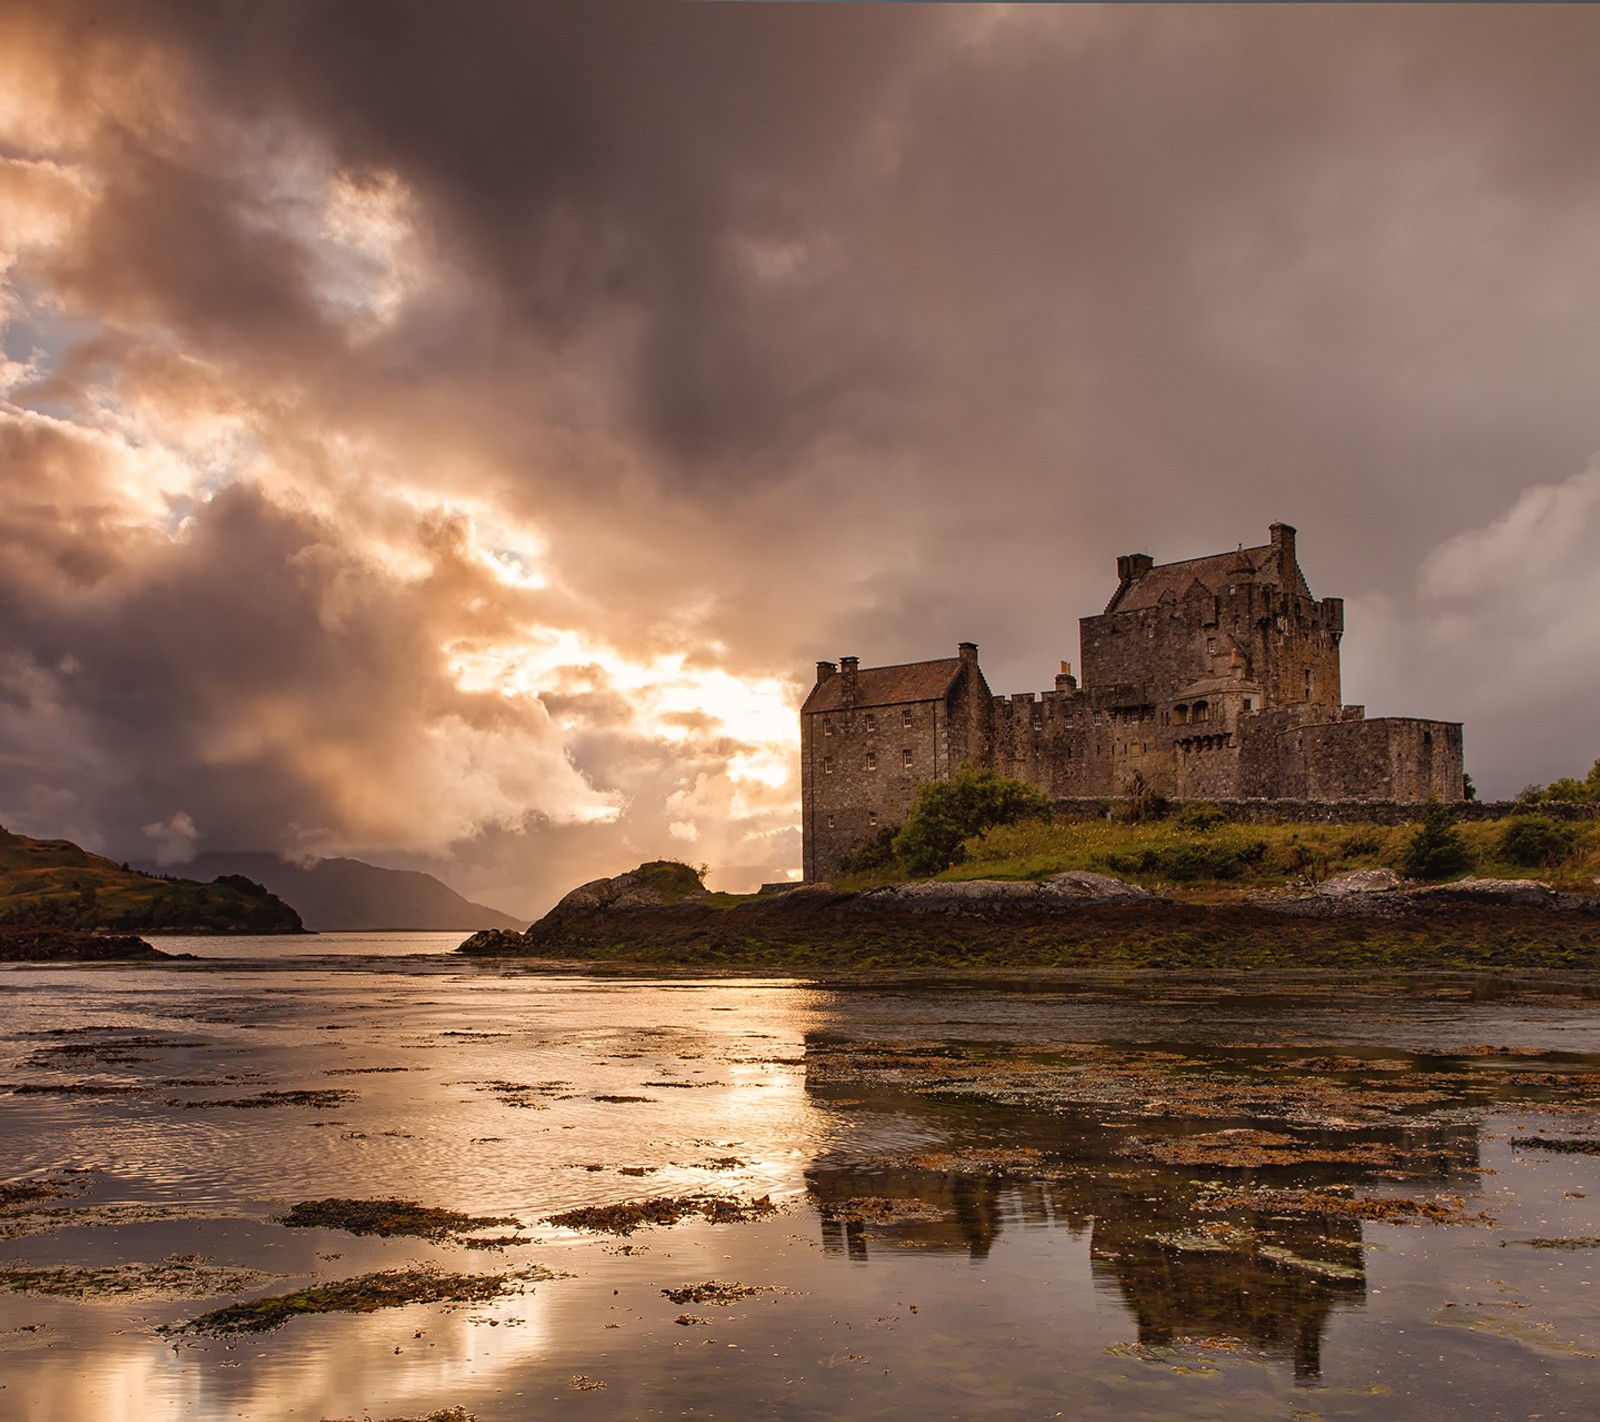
[{"left": 801, "top": 523, "right": 1463, "bottom": 881}]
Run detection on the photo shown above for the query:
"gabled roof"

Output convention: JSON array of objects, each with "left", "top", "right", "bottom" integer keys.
[
  {"left": 1105, "top": 543, "right": 1298, "bottom": 614},
  {"left": 802, "top": 657, "right": 964, "bottom": 714}
]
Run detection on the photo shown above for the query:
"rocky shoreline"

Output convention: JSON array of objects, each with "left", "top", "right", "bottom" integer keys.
[
  {"left": 0, "top": 927, "right": 172, "bottom": 962},
  {"left": 458, "top": 866, "right": 1600, "bottom": 972}
]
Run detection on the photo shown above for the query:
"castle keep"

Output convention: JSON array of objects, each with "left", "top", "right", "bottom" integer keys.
[{"left": 801, "top": 523, "right": 1463, "bottom": 881}]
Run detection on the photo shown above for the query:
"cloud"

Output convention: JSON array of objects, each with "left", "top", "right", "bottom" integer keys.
[
  {"left": 3, "top": 4, "right": 1600, "bottom": 907},
  {"left": 141, "top": 809, "right": 199, "bottom": 866}
]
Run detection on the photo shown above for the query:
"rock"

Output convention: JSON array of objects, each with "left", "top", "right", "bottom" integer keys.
[
  {"left": 1041, "top": 871, "right": 1162, "bottom": 902},
  {"left": 457, "top": 927, "right": 527, "bottom": 954},
  {"left": 1317, "top": 868, "right": 1403, "bottom": 897},
  {"left": 861, "top": 880, "right": 1043, "bottom": 912},
  {"left": 1407, "top": 876, "right": 1558, "bottom": 908}
]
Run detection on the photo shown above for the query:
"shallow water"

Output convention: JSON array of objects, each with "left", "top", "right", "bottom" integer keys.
[{"left": 0, "top": 958, "right": 1598, "bottom": 1420}]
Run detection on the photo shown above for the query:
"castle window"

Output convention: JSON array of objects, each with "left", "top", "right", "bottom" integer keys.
[
  {"left": 1093, "top": 711, "right": 1102, "bottom": 726},
  {"left": 902, "top": 708, "right": 913, "bottom": 727},
  {"left": 902, "top": 748, "right": 913, "bottom": 767},
  {"left": 868, "top": 811, "right": 879, "bottom": 827},
  {"left": 823, "top": 756, "right": 834, "bottom": 774},
  {"left": 1031, "top": 715, "right": 1042, "bottom": 732},
  {"left": 1193, "top": 700, "right": 1209, "bottom": 722},
  {"left": 826, "top": 814, "right": 835, "bottom": 829},
  {"left": 1243, "top": 698, "right": 1253, "bottom": 712},
  {"left": 1207, "top": 637, "right": 1217, "bottom": 654},
  {"left": 865, "top": 712, "right": 877, "bottom": 731},
  {"left": 866, "top": 751, "right": 877, "bottom": 771},
  {"left": 823, "top": 719, "right": 833, "bottom": 737},
  {"left": 1304, "top": 668, "right": 1312, "bottom": 699}
]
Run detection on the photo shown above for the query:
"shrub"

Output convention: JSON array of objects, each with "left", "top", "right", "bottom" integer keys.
[
  {"left": 1175, "top": 802, "right": 1226, "bottom": 833},
  {"left": 631, "top": 860, "right": 706, "bottom": 899},
  {"left": 1401, "top": 799, "right": 1473, "bottom": 880},
  {"left": 1498, "top": 816, "right": 1577, "bottom": 869},
  {"left": 838, "top": 824, "right": 901, "bottom": 874},
  {"left": 893, "top": 767, "right": 1053, "bottom": 877},
  {"left": 1106, "top": 838, "right": 1267, "bottom": 882}
]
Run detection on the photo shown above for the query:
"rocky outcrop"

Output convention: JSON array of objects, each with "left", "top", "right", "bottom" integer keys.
[
  {"left": 0, "top": 928, "right": 169, "bottom": 962},
  {"left": 1265, "top": 874, "right": 1600, "bottom": 919},
  {"left": 859, "top": 872, "right": 1164, "bottom": 913}
]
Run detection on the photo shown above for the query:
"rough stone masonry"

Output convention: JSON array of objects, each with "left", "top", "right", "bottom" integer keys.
[{"left": 801, "top": 523, "right": 1463, "bottom": 881}]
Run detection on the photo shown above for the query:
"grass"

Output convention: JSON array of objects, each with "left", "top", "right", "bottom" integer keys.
[{"left": 831, "top": 815, "right": 1600, "bottom": 896}]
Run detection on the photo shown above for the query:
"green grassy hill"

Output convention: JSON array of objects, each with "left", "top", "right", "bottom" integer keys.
[
  {"left": 0, "top": 828, "right": 304, "bottom": 934},
  {"left": 835, "top": 812, "right": 1600, "bottom": 896}
]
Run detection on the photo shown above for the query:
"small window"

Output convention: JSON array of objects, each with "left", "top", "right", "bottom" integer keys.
[
  {"left": 825, "top": 813, "right": 835, "bottom": 829},
  {"left": 823, "top": 756, "right": 834, "bottom": 774},
  {"left": 866, "top": 751, "right": 877, "bottom": 771},
  {"left": 823, "top": 719, "right": 833, "bottom": 737},
  {"left": 902, "top": 708, "right": 914, "bottom": 727},
  {"left": 1243, "top": 698, "right": 1253, "bottom": 712},
  {"left": 1207, "top": 637, "right": 1217, "bottom": 654},
  {"left": 1093, "top": 711, "right": 1102, "bottom": 726},
  {"left": 1304, "top": 668, "right": 1312, "bottom": 698},
  {"left": 865, "top": 712, "right": 877, "bottom": 731},
  {"left": 868, "top": 810, "right": 879, "bottom": 827},
  {"left": 902, "top": 747, "right": 914, "bottom": 768},
  {"left": 1032, "top": 714, "right": 1043, "bottom": 732}
]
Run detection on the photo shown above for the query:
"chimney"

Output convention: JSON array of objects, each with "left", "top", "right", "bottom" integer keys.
[
  {"left": 1269, "top": 521, "right": 1297, "bottom": 573},
  {"left": 815, "top": 660, "right": 837, "bottom": 684},
  {"left": 839, "top": 655, "right": 859, "bottom": 706},
  {"left": 1054, "top": 659, "right": 1078, "bottom": 692},
  {"left": 958, "top": 641, "right": 978, "bottom": 665},
  {"left": 1116, "top": 552, "right": 1154, "bottom": 584}
]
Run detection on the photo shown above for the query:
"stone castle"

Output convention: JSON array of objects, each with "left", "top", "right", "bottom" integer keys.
[{"left": 801, "top": 523, "right": 1463, "bottom": 881}]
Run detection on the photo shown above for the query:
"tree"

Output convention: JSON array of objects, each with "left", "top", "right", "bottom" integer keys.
[
  {"left": 893, "top": 767, "right": 1053, "bottom": 877},
  {"left": 1401, "top": 797, "right": 1473, "bottom": 880}
]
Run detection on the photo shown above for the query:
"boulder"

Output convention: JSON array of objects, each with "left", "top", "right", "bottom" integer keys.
[{"left": 1317, "top": 868, "right": 1403, "bottom": 897}]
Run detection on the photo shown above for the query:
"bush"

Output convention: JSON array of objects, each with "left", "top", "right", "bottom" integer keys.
[
  {"left": 893, "top": 767, "right": 1053, "bottom": 876},
  {"left": 1175, "top": 802, "right": 1226, "bottom": 833},
  {"left": 631, "top": 860, "right": 706, "bottom": 899},
  {"left": 838, "top": 824, "right": 901, "bottom": 874},
  {"left": 1401, "top": 799, "right": 1473, "bottom": 880},
  {"left": 1520, "top": 757, "right": 1600, "bottom": 804},
  {"left": 1107, "top": 838, "right": 1268, "bottom": 882},
  {"left": 1498, "top": 816, "right": 1577, "bottom": 869}
]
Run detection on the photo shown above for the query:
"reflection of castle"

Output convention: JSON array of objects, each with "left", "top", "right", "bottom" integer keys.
[
  {"left": 801, "top": 523, "right": 1465, "bottom": 879},
  {"left": 805, "top": 1100, "right": 1479, "bottom": 1379}
]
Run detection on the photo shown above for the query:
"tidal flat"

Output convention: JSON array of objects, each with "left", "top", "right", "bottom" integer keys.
[{"left": 1, "top": 940, "right": 1599, "bottom": 1420}]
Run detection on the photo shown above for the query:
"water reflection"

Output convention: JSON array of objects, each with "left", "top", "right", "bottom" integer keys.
[{"left": 1, "top": 967, "right": 1598, "bottom": 1420}]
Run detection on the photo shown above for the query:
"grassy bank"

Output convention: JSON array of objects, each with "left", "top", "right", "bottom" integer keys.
[{"left": 832, "top": 814, "right": 1600, "bottom": 897}]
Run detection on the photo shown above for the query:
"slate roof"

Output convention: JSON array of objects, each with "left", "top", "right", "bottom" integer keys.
[
  {"left": 1104, "top": 543, "right": 1306, "bottom": 614},
  {"left": 802, "top": 657, "right": 964, "bottom": 714}
]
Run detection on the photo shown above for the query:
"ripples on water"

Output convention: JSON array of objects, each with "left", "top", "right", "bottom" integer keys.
[{"left": 0, "top": 948, "right": 1598, "bottom": 1420}]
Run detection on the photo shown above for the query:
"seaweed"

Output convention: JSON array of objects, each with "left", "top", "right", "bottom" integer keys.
[
  {"left": 544, "top": 1194, "right": 779, "bottom": 1235},
  {"left": 277, "top": 1197, "right": 522, "bottom": 1241},
  {"left": 171, "top": 1089, "right": 356, "bottom": 1109},
  {"left": 169, "top": 1265, "right": 563, "bottom": 1335}
]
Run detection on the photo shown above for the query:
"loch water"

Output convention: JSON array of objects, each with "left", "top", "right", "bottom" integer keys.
[{"left": 1, "top": 943, "right": 1598, "bottom": 1420}]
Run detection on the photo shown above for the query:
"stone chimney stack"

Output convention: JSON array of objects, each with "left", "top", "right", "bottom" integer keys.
[
  {"left": 839, "top": 655, "right": 859, "bottom": 706},
  {"left": 1116, "top": 553, "right": 1155, "bottom": 584},
  {"left": 815, "top": 660, "right": 837, "bottom": 684},
  {"left": 958, "top": 641, "right": 978, "bottom": 665},
  {"left": 1054, "top": 659, "right": 1078, "bottom": 692},
  {"left": 1269, "top": 522, "right": 1297, "bottom": 580}
]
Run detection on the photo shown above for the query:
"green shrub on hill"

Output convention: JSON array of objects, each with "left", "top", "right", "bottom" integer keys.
[
  {"left": 1401, "top": 799, "right": 1474, "bottom": 881},
  {"left": 893, "top": 768, "right": 1053, "bottom": 877},
  {"left": 1498, "top": 816, "right": 1578, "bottom": 869}
]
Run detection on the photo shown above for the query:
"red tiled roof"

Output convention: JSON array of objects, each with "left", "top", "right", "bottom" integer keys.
[
  {"left": 802, "top": 657, "right": 964, "bottom": 713},
  {"left": 1105, "top": 543, "right": 1306, "bottom": 613}
]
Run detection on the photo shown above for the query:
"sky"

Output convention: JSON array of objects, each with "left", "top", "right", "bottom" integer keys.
[{"left": 3, "top": 3, "right": 1600, "bottom": 916}]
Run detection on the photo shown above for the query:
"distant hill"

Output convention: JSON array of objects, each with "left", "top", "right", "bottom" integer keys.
[
  {"left": 158, "top": 853, "right": 526, "bottom": 932},
  {"left": 0, "top": 828, "right": 303, "bottom": 933}
]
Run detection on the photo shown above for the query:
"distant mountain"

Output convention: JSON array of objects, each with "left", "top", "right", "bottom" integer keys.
[
  {"left": 158, "top": 853, "right": 526, "bottom": 932},
  {"left": 0, "top": 828, "right": 303, "bottom": 933}
]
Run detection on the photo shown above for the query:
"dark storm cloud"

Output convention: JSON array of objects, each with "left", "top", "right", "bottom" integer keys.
[{"left": 3, "top": 3, "right": 1600, "bottom": 909}]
